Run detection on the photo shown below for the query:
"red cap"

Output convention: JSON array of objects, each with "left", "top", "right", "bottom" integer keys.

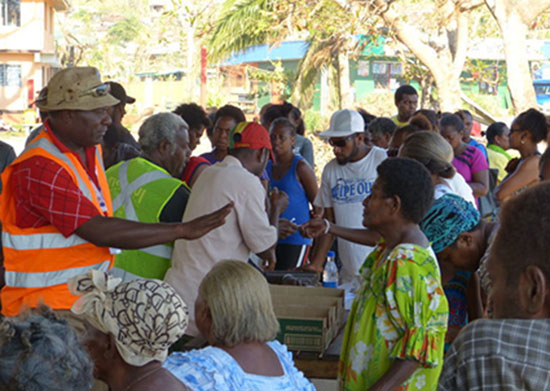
[{"left": 229, "top": 122, "right": 274, "bottom": 159}]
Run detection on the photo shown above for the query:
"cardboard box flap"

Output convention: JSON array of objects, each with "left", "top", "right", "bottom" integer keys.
[{"left": 269, "top": 284, "right": 344, "bottom": 299}]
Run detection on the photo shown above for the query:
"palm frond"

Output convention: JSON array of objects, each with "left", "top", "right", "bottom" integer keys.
[
  {"left": 208, "top": 0, "right": 285, "bottom": 62},
  {"left": 292, "top": 34, "right": 348, "bottom": 108}
]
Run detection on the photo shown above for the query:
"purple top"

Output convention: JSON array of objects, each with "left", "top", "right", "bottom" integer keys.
[
  {"left": 200, "top": 149, "right": 218, "bottom": 164},
  {"left": 452, "top": 145, "right": 489, "bottom": 183}
]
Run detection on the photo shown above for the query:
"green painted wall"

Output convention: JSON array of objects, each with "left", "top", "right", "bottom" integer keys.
[{"left": 249, "top": 55, "right": 510, "bottom": 112}]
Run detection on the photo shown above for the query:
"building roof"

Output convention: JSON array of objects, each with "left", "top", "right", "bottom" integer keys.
[
  {"left": 221, "top": 37, "right": 550, "bottom": 66},
  {"left": 468, "top": 39, "right": 550, "bottom": 61},
  {"left": 223, "top": 41, "right": 309, "bottom": 65}
]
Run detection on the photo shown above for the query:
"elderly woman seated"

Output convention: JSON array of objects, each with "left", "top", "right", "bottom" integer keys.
[
  {"left": 68, "top": 271, "right": 189, "bottom": 391},
  {"left": 164, "top": 260, "right": 316, "bottom": 391},
  {"left": 0, "top": 308, "right": 93, "bottom": 390}
]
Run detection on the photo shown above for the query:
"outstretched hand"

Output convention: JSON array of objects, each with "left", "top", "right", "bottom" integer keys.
[
  {"left": 270, "top": 187, "right": 289, "bottom": 213},
  {"left": 181, "top": 202, "right": 234, "bottom": 240},
  {"left": 300, "top": 218, "right": 328, "bottom": 239},
  {"left": 262, "top": 257, "right": 276, "bottom": 271},
  {"left": 279, "top": 218, "right": 299, "bottom": 239},
  {"left": 300, "top": 262, "right": 323, "bottom": 273}
]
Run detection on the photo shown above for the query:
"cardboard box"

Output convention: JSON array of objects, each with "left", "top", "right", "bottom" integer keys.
[
  {"left": 264, "top": 270, "right": 320, "bottom": 286},
  {"left": 270, "top": 284, "right": 345, "bottom": 328},
  {"left": 269, "top": 284, "right": 345, "bottom": 353},
  {"left": 272, "top": 296, "right": 339, "bottom": 330},
  {"left": 274, "top": 306, "right": 333, "bottom": 352}
]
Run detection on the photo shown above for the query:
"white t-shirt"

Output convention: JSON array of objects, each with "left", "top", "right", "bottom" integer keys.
[
  {"left": 165, "top": 156, "right": 277, "bottom": 336},
  {"left": 435, "top": 175, "right": 477, "bottom": 207},
  {"left": 314, "top": 147, "right": 387, "bottom": 283}
]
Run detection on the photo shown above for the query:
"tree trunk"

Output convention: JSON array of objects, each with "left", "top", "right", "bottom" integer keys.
[
  {"left": 373, "top": 0, "right": 467, "bottom": 112},
  {"left": 485, "top": 0, "right": 540, "bottom": 114},
  {"left": 320, "top": 66, "right": 329, "bottom": 114},
  {"left": 337, "top": 51, "right": 352, "bottom": 109},
  {"left": 500, "top": 18, "right": 535, "bottom": 113},
  {"left": 431, "top": 62, "right": 463, "bottom": 112},
  {"left": 186, "top": 23, "right": 198, "bottom": 102}
]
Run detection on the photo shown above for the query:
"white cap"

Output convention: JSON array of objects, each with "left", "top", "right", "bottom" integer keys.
[{"left": 319, "top": 109, "right": 365, "bottom": 138}]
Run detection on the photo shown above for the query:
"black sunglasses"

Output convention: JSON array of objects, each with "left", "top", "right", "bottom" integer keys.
[{"left": 329, "top": 134, "right": 356, "bottom": 147}]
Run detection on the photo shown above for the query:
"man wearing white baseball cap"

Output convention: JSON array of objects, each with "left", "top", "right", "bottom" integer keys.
[{"left": 304, "top": 109, "right": 387, "bottom": 282}]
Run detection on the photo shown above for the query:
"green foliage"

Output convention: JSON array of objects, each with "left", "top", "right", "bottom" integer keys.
[
  {"left": 303, "top": 109, "right": 329, "bottom": 133},
  {"left": 207, "top": 0, "right": 281, "bottom": 62},
  {"left": 207, "top": 88, "right": 231, "bottom": 108},
  {"left": 464, "top": 91, "right": 512, "bottom": 118},
  {"left": 294, "top": 35, "right": 346, "bottom": 108},
  {"left": 107, "top": 16, "right": 142, "bottom": 45},
  {"left": 245, "top": 61, "right": 294, "bottom": 102},
  {"left": 246, "top": 61, "right": 287, "bottom": 83},
  {"left": 357, "top": 90, "right": 395, "bottom": 117},
  {"left": 463, "top": 59, "right": 507, "bottom": 93},
  {"left": 207, "top": 0, "right": 356, "bottom": 109}
]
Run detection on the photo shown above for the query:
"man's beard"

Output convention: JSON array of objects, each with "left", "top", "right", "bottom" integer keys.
[{"left": 336, "top": 144, "right": 359, "bottom": 165}]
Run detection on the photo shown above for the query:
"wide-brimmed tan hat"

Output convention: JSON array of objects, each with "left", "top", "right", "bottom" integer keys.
[{"left": 37, "top": 67, "right": 119, "bottom": 112}]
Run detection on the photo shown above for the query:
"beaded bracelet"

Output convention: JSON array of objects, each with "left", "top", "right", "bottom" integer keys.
[{"left": 323, "top": 218, "right": 331, "bottom": 234}]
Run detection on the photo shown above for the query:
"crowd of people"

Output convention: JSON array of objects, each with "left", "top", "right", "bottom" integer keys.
[{"left": 0, "top": 66, "right": 550, "bottom": 391}]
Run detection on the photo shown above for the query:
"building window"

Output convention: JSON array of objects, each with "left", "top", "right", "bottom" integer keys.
[
  {"left": 0, "top": 64, "right": 22, "bottom": 87},
  {"left": 1, "top": 0, "right": 19, "bottom": 27},
  {"left": 1, "top": 0, "right": 20, "bottom": 27},
  {"left": 372, "top": 61, "right": 403, "bottom": 88}
]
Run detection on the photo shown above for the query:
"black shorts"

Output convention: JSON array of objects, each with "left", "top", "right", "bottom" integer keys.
[{"left": 275, "top": 244, "right": 311, "bottom": 270}]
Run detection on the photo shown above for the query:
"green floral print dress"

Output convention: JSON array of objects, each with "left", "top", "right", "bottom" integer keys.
[{"left": 339, "top": 240, "right": 449, "bottom": 391}]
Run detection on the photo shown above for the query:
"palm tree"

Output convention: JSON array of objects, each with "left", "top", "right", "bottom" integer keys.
[{"left": 207, "top": 0, "right": 355, "bottom": 110}]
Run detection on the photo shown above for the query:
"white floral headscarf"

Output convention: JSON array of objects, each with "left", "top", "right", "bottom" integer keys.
[{"left": 68, "top": 271, "right": 188, "bottom": 366}]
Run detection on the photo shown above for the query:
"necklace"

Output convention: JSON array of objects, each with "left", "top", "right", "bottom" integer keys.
[{"left": 124, "top": 366, "right": 163, "bottom": 391}]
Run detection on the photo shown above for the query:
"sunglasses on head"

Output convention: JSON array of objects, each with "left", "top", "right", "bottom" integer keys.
[
  {"left": 329, "top": 134, "right": 356, "bottom": 147},
  {"left": 83, "top": 83, "right": 110, "bottom": 98},
  {"left": 44, "top": 83, "right": 111, "bottom": 107}
]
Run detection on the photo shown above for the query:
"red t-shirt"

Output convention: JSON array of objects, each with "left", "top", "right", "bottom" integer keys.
[
  {"left": 181, "top": 156, "right": 210, "bottom": 186},
  {"left": 11, "top": 121, "right": 103, "bottom": 237}
]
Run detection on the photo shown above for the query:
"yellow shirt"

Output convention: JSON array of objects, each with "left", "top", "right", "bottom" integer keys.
[
  {"left": 391, "top": 114, "right": 409, "bottom": 128},
  {"left": 487, "top": 147, "right": 511, "bottom": 183}
]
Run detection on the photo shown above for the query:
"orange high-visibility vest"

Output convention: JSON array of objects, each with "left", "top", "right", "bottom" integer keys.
[{"left": 0, "top": 130, "right": 114, "bottom": 316}]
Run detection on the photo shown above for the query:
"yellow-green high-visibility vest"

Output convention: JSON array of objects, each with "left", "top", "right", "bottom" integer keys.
[{"left": 106, "top": 157, "right": 186, "bottom": 281}]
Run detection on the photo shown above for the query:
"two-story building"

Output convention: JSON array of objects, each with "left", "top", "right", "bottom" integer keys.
[{"left": 0, "top": 0, "right": 68, "bottom": 112}]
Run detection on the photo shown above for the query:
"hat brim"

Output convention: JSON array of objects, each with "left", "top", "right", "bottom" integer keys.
[
  {"left": 318, "top": 129, "right": 361, "bottom": 138},
  {"left": 37, "top": 94, "right": 120, "bottom": 112},
  {"left": 125, "top": 96, "right": 136, "bottom": 104}
]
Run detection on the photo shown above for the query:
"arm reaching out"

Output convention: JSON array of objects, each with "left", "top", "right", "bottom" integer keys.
[
  {"left": 76, "top": 202, "right": 234, "bottom": 249},
  {"left": 301, "top": 218, "right": 380, "bottom": 246}
]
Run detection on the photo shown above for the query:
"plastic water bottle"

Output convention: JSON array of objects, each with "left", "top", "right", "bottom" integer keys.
[{"left": 323, "top": 251, "right": 338, "bottom": 288}]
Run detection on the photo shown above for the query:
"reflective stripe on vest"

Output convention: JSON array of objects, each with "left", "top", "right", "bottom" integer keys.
[
  {"left": 0, "top": 129, "right": 114, "bottom": 315},
  {"left": 24, "top": 137, "right": 95, "bottom": 201},
  {"left": 112, "top": 161, "right": 172, "bottom": 221},
  {"left": 140, "top": 243, "right": 173, "bottom": 259},
  {"left": 107, "top": 158, "right": 181, "bottom": 280},
  {"left": 5, "top": 260, "right": 111, "bottom": 288},
  {"left": 2, "top": 231, "right": 88, "bottom": 250}
]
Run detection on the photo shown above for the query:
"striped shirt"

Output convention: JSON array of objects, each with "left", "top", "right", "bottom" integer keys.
[{"left": 452, "top": 145, "right": 488, "bottom": 184}]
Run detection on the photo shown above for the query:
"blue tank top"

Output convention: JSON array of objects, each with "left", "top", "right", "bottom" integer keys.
[{"left": 267, "top": 155, "right": 312, "bottom": 245}]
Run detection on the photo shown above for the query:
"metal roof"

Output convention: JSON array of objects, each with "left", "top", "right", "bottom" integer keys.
[{"left": 222, "top": 41, "right": 309, "bottom": 65}]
